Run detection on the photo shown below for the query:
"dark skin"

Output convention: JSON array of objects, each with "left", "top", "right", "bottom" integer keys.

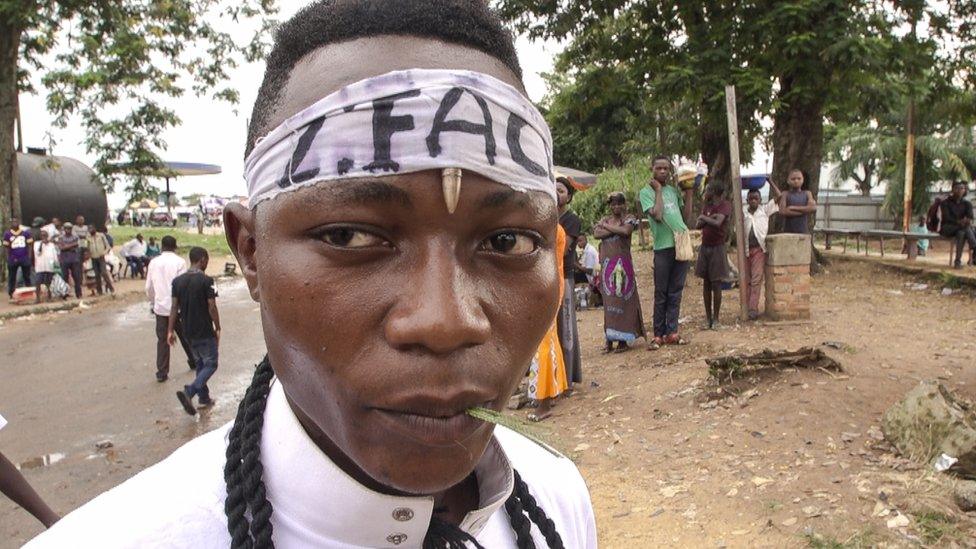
[
  {"left": 647, "top": 160, "right": 694, "bottom": 225},
  {"left": 594, "top": 199, "right": 634, "bottom": 351},
  {"left": 696, "top": 187, "right": 727, "bottom": 328},
  {"left": 0, "top": 451, "right": 59, "bottom": 528},
  {"left": 4, "top": 218, "right": 33, "bottom": 264},
  {"left": 948, "top": 184, "right": 973, "bottom": 228},
  {"left": 777, "top": 170, "right": 818, "bottom": 217},
  {"left": 747, "top": 178, "right": 782, "bottom": 213},
  {"left": 224, "top": 37, "right": 560, "bottom": 526}
]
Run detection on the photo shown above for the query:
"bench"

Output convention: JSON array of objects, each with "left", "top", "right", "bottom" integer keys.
[
  {"left": 815, "top": 228, "right": 862, "bottom": 253},
  {"left": 860, "top": 230, "right": 941, "bottom": 261},
  {"left": 816, "top": 228, "right": 948, "bottom": 262}
]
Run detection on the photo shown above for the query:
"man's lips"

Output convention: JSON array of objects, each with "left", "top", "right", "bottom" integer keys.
[{"left": 371, "top": 393, "right": 496, "bottom": 446}]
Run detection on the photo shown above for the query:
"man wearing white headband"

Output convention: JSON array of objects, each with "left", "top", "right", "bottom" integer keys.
[{"left": 28, "top": 1, "right": 596, "bottom": 548}]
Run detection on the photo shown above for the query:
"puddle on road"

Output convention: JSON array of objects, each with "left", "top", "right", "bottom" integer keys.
[{"left": 18, "top": 452, "right": 65, "bottom": 470}]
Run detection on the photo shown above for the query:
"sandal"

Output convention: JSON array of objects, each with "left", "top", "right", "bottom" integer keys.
[{"left": 646, "top": 337, "right": 664, "bottom": 351}]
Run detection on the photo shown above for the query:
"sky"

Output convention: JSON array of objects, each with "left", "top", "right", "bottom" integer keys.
[{"left": 18, "top": 1, "right": 565, "bottom": 211}]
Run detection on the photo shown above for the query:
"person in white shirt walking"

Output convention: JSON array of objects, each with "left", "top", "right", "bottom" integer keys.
[
  {"left": 742, "top": 180, "right": 782, "bottom": 320},
  {"left": 145, "top": 236, "right": 195, "bottom": 381},
  {"left": 120, "top": 233, "right": 148, "bottom": 278}
]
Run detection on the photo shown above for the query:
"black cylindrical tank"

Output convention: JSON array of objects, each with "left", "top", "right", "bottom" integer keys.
[{"left": 17, "top": 152, "right": 108, "bottom": 227}]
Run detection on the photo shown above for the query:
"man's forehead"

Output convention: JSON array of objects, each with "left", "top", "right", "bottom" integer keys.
[{"left": 267, "top": 35, "right": 524, "bottom": 134}]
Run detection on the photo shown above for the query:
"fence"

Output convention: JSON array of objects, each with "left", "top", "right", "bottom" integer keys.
[{"left": 815, "top": 195, "right": 896, "bottom": 231}]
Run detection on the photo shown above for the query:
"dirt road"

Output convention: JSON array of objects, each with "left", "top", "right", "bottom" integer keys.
[
  {"left": 0, "top": 279, "right": 265, "bottom": 546},
  {"left": 2, "top": 257, "right": 975, "bottom": 547}
]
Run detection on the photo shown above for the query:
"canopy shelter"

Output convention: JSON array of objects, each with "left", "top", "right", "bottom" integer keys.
[
  {"left": 554, "top": 166, "right": 597, "bottom": 190},
  {"left": 112, "top": 161, "right": 222, "bottom": 214},
  {"left": 129, "top": 199, "right": 159, "bottom": 210}
]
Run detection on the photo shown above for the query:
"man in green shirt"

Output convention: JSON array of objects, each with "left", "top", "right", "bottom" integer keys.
[{"left": 638, "top": 156, "right": 694, "bottom": 349}]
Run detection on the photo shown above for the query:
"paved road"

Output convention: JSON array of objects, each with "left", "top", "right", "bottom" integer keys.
[{"left": 0, "top": 279, "right": 265, "bottom": 546}]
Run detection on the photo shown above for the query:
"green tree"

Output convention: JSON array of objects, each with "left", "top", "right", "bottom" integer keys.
[{"left": 0, "top": 0, "right": 278, "bottom": 229}]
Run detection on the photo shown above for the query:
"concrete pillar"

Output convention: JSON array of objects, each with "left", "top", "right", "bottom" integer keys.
[{"left": 764, "top": 234, "right": 812, "bottom": 320}]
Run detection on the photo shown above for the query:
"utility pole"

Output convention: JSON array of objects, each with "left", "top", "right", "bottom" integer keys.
[{"left": 725, "top": 85, "right": 749, "bottom": 322}]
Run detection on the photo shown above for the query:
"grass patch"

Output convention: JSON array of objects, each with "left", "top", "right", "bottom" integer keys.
[
  {"left": 803, "top": 530, "right": 875, "bottom": 549},
  {"left": 914, "top": 509, "right": 960, "bottom": 545},
  {"left": 110, "top": 226, "right": 232, "bottom": 257}
]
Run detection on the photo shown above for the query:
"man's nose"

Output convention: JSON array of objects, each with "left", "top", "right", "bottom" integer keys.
[{"left": 383, "top": 243, "right": 491, "bottom": 355}]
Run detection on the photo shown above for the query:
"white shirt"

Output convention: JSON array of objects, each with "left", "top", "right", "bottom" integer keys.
[
  {"left": 743, "top": 200, "right": 779, "bottom": 252},
  {"left": 580, "top": 243, "right": 599, "bottom": 281},
  {"left": 40, "top": 223, "right": 59, "bottom": 240},
  {"left": 33, "top": 241, "right": 59, "bottom": 273},
  {"left": 145, "top": 251, "right": 186, "bottom": 316},
  {"left": 27, "top": 381, "right": 596, "bottom": 549},
  {"left": 120, "top": 238, "right": 147, "bottom": 258}
]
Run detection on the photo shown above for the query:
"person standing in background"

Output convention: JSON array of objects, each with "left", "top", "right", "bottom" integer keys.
[
  {"left": 33, "top": 230, "right": 59, "bottom": 303},
  {"left": 556, "top": 176, "right": 584, "bottom": 389},
  {"left": 778, "top": 169, "right": 818, "bottom": 234},
  {"left": 742, "top": 180, "right": 782, "bottom": 320},
  {"left": 40, "top": 218, "right": 60, "bottom": 241},
  {"left": 145, "top": 236, "right": 195, "bottom": 382},
  {"left": 86, "top": 226, "right": 115, "bottom": 295},
  {"left": 695, "top": 182, "right": 733, "bottom": 330},
  {"left": 57, "top": 223, "right": 83, "bottom": 299},
  {"left": 3, "top": 217, "right": 33, "bottom": 298},
  {"left": 594, "top": 192, "right": 645, "bottom": 351},
  {"left": 640, "top": 155, "right": 695, "bottom": 349}
]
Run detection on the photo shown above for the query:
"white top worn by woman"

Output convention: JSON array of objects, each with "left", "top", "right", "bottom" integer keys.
[
  {"left": 27, "top": 381, "right": 597, "bottom": 549},
  {"left": 33, "top": 242, "right": 59, "bottom": 273}
]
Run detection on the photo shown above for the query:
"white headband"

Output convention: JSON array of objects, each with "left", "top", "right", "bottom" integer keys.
[{"left": 244, "top": 69, "right": 556, "bottom": 207}]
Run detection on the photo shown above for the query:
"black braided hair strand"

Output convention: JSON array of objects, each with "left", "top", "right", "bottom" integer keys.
[{"left": 223, "top": 356, "right": 565, "bottom": 548}]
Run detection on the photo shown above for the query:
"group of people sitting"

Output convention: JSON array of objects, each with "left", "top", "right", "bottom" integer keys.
[{"left": 2, "top": 215, "right": 163, "bottom": 303}]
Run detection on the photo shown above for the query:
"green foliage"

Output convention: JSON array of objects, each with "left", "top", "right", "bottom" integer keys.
[
  {"left": 569, "top": 157, "right": 652, "bottom": 231},
  {"left": 3, "top": 0, "right": 277, "bottom": 203},
  {"left": 110, "top": 226, "right": 231, "bottom": 257}
]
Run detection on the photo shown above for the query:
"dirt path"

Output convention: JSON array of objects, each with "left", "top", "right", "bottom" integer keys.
[
  {"left": 2, "top": 254, "right": 975, "bottom": 547},
  {"left": 521, "top": 254, "right": 976, "bottom": 547}
]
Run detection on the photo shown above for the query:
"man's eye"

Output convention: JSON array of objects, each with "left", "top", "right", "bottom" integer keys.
[
  {"left": 320, "top": 228, "right": 388, "bottom": 248},
  {"left": 481, "top": 232, "right": 538, "bottom": 256}
]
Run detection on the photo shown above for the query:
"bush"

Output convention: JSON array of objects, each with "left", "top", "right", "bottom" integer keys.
[{"left": 570, "top": 156, "right": 652, "bottom": 231}]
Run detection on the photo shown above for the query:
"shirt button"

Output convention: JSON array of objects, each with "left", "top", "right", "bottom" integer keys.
[
  {"left": 387, "top": 533, "right": 408, "bottom": 545},
  {"left": 392, "top": 507, "right": 414, "bottom": 522}
]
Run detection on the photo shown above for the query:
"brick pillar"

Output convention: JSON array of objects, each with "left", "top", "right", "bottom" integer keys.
[{"left": 764, "top": 234, "right": 812, "bottom": 320}]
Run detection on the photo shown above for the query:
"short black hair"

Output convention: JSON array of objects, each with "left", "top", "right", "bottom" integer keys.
[
  {"left": 747, "top": 188, "right": 762, "bottom": 198},
  {"left": 189, "top": 247, "right": 209, "bottom": 264},
  {"left": 246, "top": 0, "right": 523, "bottom": 156},
  {"left": 161, "top": 235, "right": 177, "bottom": 251},
  {"left": 952, "top": 180, "right": 968, "bottom": 189}
]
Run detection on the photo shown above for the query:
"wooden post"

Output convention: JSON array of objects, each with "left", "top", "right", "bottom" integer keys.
[
  {"left": 902, "top": 102, "right": 916, "bottom": 232},
  {"left": 725, "top": 85, "right": 749, "bottom": 322}
]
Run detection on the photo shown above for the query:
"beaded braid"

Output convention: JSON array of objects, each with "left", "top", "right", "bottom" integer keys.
[{"left": 223, "top": 356, "right": 565, "bottom": 549}]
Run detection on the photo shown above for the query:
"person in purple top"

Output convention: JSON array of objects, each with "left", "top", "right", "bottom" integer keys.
[{"left": 3, "top": 217, "right": 33, "bottom": 298}]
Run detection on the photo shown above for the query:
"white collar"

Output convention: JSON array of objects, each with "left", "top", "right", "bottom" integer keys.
[{"left": 261, "top": 380, "right": 514, "bottom": 548}]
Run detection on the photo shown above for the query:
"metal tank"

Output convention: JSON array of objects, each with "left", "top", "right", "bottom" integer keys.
[{"left": 17, "top": 151, "right": 108, "bottom": 227}]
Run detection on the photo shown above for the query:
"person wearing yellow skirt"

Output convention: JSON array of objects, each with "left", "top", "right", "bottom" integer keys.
[{"left": 527, "top": 225, "right": 569, "bottom": 421}]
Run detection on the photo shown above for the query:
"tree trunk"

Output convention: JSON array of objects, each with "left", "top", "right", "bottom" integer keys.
[
  {"left": 701, "top": 128, "right": 730, "bottom": 189},
  {"left": 0, "top": 20, "right": 21, "bottom": 226},
  {"left": 859, "top": 161, "right": 874, "bottom": 196}
]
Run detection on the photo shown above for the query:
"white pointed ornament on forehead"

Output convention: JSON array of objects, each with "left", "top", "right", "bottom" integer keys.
[{"left": 244, "top": 69, "right": 557, "bottom": 212}]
